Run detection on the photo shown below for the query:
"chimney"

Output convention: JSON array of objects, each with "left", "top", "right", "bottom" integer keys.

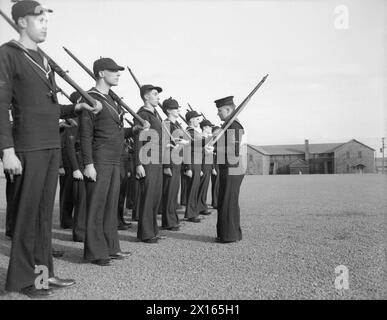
[{"left": 305, "top": 139, "right": 310, "bottom": 161}]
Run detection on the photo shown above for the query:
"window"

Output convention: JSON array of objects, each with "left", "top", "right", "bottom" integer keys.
[
  {"left": 346, "top": 151, "right": 350, "bottom": 159},
  {"left": 358, "top": 151, "right": 362, "bottom": 158},
  {"left": 249, "top": 154, "right": 253, "bottom": 162}
]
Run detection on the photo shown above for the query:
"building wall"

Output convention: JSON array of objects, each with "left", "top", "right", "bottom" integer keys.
[
  {"left": 247, "top": 149, "right": 270, "bottom": 175},
  {"left": 308, "top": 153, "right": 334, "bottom": 174},
  {"left": 334, "top": 141, "right": 375, "bottom": 173},
  {"left": 270, "top": 154, "right": 304, "bottom": 174}
]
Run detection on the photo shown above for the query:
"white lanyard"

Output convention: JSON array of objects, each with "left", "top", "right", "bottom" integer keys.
[{"left": 23, "top": 51, "right": 51, "bottom": 79}]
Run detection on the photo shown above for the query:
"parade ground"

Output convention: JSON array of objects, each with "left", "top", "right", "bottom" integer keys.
[{"left": 0, "top": 173, "right": 385, "bottom": 300}]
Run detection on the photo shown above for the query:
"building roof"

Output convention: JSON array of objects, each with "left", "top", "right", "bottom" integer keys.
[
  {"left": 248, "top": 139, "right": 374, "bottom": 156},
  {"left": 248, "top": 143, "right": 344, "bottom": 155}
]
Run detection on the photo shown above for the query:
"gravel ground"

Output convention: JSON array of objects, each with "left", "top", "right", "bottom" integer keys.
[{"left": 0, "top": 173, "right": 385, "bottom": 300}]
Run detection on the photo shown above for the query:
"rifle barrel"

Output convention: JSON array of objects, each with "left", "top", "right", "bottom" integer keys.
[{"left": 208, "top": 74, "right": 268, "bottom": 146}]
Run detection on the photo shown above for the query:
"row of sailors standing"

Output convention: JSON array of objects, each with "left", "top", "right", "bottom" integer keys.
[{"left": 56, "top": 74, "right": 222, "bottom": 263}]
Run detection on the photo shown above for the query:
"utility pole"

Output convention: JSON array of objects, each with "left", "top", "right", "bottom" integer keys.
[{"left": 382, "top": 137, "right": 385, "bottom": 174}]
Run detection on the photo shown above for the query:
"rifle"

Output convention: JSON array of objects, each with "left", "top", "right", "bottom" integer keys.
[
  {"left": 0, "top": 10, "right": 99, "bottom": 110},
  {"left": 206, "top": 74, "right": 269, "bottom": 147},
  {"left": 127, "top": 67, "right": 192, "bottom": 141},
  {"left": 63, "top": 47, "right": 146, "bottom": 126}
]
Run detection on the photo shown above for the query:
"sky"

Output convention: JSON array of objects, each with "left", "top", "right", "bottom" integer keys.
[{"left": 0, "top": 0, "right": 386, "bottom": 154}]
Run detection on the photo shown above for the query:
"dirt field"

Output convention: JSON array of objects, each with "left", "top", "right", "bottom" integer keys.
[{"left": 0, "top": 173, "right": 385, "bottom": 300}]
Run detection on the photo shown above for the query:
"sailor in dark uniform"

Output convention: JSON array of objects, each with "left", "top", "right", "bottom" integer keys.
[
  {"left": 133, "top": 84, "right": 164, "bottom": 243},
  {"left": 161, "top": 97, "right": 187, "bottom": 231},
  {"left": 62, "top": 92, "right": 87, "bottom": 242},
  {"left": 59, "top": 119, "right": 77, "bottom": 229},
  {"left": 0, "top": 1, "right": 102, "bottom": 298},
  {"left": 197, "top": 119, "right": 215, "bottom": 216},
  {"left": 183, "top": 110, "right": 204, "bottom": 223},
  {"left": 80, "top": 58, "right": 142, "bottom": 265},
  {"left": 214, "top": 96, "right": 245, "bottom": 243},
  {"left": 211, "top": 126, "right": 221, "bottom": 209},
  {"left": 117, "top": 137, "right": 132, "bottom": 230}
]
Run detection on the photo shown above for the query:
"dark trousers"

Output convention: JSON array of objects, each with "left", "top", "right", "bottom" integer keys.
[
  {"left": 6, "top": 149, "right": 59, "bottom": 292},
  {"left": 184, "top": 164, "right": 201, "bottom": 219},
  {"left": 125, "top": 174, "right": 135, "bottom": 210},
  {"left": 137, "top": 164, "right": 162, "bottom": 241},
  {"left": 197, "top": 166, "right": 212, "bottom": 213},
  {"left": 180, "top": 170, "right": 188, "bottom": 206},
  {"left": 118, "top": 163, "right": 129, "bottom": 226},
  {"left": 84, "top": 164, "right": 121, "bottom": 261},
  {"left": 211, "top": 171, "right": 219, "bottom": 208},
  {"left": 72, "top": 179, "right": 86, "bottom": 241},
  {"left": 162, "top": 165, "right": 181, "bottom": 228},
  {"left": 59, "top": 167, "right": 74, "bottom": 228},
  {"left": 216, "top": 166, "right": 244, "bottom": 242},
  {"left": 5, "top": 173, "right": 15, "bottom": 238},
  {"left": 131, "top": 179, "right": 140, "bottom": 221}
]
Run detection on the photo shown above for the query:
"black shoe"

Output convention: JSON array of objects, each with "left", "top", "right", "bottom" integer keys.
[
  {"left": 215, "top": 237, "right": 236, "bottom": 244},
  {"left": 187, "top": 217, "right": 201, "bottom": 223},
  {"left": 117, "top": 224, "right": 130, "bottom": 230},
  {"left": 166, "top": 226, "right": 180, "bottom": 231},
  {"left": 142, "top": 237, "right": 158, "bottom": 244},
  {"left": 200, "top": 210, "right": 211, "bottom": 216},
  {"left": 91, "top": 259, "right": 111, "bottom": 266},
  {"left": 110, "top": 251, "right": 132, "bottom": 260},
  {"left": 52, "top": 249, "right": 64, "bottom": 258},
  {"left": 48, "top": 277, "right": 75, "bottom": 289},
  {"left": 20, "top": 285, "right": 54, "bottom": 298}
]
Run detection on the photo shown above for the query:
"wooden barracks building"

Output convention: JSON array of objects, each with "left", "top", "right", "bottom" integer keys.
[{"left": 247, "top": 139, "right": 375, "bottom": 175}]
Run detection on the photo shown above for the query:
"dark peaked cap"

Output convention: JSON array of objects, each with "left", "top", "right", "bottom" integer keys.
[
  {"left": 93, "top": 58, "right": 124, "bottom": 76},
  {"left": 185, "top": 110, "right": 201, "bottom": 123},
  {"left": 214, "top": 96, "right": 235, "bottom": 108},
  {"left": 12, "top": 1, "right": 53, "bottom": 23},
  {"left": 140, "top": 84, "right": 163, "bottom": 99}
]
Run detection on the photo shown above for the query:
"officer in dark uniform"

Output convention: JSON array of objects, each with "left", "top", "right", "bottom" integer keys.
[
  {"left": 161, "top": 97, "right": 187, "bottom": 230},
  {"left": 184, "top": 110, "right": 204, "bottom": 223},
  {"left": 80, "top": 58, "right": 140, "bottom": 265},
  {"left": 133, "top": 84, "right": 163, "bottom": 243},
  {"left": 214, "top": 96, "right": 245, "bottom": 243},
  {"left": 0, "top": 1, "right": 102, "bottom": 297},
  {"left": 197, "top": 119, "right": 215, "bottom": 216}
]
